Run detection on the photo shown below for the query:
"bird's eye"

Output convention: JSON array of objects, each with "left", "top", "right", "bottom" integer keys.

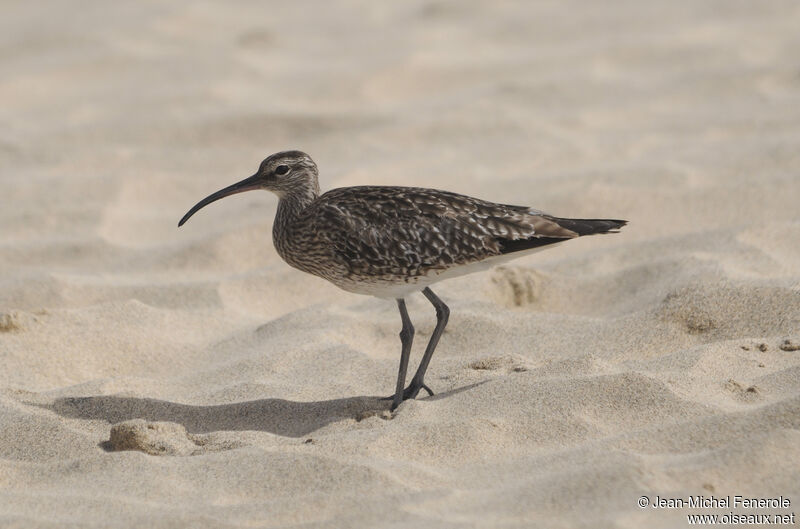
[{"left": 274, "top": 165, "right": 290, "bottom": 176}]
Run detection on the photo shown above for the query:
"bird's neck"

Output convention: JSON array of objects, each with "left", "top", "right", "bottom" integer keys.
[{"left": 273, "top": 184, "right": 319, "bottom": 243}]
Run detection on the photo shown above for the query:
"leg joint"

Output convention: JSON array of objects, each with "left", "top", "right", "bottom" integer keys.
[
  {"left": 399, "top": 321, "right": 415, "bottom": 341},
  {"left": 436, "top": 303, "right": 450, "bottom": 324},
  {"left": 424, "top": 288, "right": 450, "bottom": 325}
]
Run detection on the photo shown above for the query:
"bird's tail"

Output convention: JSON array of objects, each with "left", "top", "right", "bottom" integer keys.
[
  {"left": 496, "top": 216, "right": 627, "bottom": 255},
  {"left": 550, "top": 217, "right": 628, "bottom": 236}
]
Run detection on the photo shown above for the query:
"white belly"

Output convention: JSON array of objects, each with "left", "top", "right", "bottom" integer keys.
[{"left": 331, "top": 243, "right": 562, "bottom": 299}]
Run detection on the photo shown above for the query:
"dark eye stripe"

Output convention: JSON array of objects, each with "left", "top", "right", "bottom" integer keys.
[{"left": 275, "top": 165, "right": 290, "bottom": 176}]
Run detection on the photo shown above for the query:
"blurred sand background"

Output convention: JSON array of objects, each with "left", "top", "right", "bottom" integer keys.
[{"left": 2, "top": 1, "right": 800, "bottom": 527}]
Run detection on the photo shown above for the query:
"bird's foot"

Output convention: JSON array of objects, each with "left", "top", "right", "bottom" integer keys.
[
  {"left": 382, "top": 380, "right": 435, "bottom": 410},
  {"left": 402, "top": 380, "right": 434, "bottom": 400}
]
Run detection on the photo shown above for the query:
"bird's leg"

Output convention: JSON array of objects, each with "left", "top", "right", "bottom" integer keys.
[
  {"left": 391, "top": 298, "right": 414, "bottom": 411},
  {"left": 403, "top": 287, "right": 449, "bottom": 400}
]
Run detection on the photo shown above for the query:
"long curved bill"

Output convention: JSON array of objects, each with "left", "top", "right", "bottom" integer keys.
[{"left": 178, "top": 173, "right": 261, "bottom": 227}]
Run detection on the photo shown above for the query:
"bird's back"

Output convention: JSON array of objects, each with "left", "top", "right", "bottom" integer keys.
[{"left": 275, "top": 186, "right": 625, "bottom": 297}]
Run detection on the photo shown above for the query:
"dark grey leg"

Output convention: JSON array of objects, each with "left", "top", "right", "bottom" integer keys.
[
  {"left": 403, "top": 287, "right": 449, "bottom": 400},
  {"left": 392, "top": 298, "right": 414, "bottom": 411}
]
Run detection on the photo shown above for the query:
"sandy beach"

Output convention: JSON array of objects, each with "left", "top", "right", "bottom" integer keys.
[{"left": 2, "top": 1, "right": 799, "bottom": 527}]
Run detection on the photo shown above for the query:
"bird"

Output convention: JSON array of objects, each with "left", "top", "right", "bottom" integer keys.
[{"left": 179, "top": 151, "right": 626, "bottom": 411}]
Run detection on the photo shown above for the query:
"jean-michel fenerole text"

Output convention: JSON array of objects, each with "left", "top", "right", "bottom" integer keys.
[{"left": 650, "top": 495, "right": 791, "bottom": 509}]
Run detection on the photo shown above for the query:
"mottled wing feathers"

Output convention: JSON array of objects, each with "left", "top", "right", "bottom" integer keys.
[{"left": 304, "top": 186, "right": 584, "bottom": 279}]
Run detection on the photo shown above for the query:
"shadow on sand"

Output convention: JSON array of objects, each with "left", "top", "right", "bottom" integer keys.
[{"left": 43, "top": 383, "right": 482, "bottom": 438}]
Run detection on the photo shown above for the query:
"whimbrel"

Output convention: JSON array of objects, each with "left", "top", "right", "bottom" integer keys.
[{"left": 179, "top": 151, "right": 626, "bottom": 410}]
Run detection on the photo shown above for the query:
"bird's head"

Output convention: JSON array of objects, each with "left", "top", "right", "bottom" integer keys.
[{"left": 178, "top": 150, "right": 319, "bottom": 227}]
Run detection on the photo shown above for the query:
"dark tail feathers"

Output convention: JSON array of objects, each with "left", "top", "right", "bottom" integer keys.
[
  {"left": 550, "top": 217, "right": 627, "bottom": 236},
  {"left": 497, "top": 217, "right": 627, "bottom": 255}
]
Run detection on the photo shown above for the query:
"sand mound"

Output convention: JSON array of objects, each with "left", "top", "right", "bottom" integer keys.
[{"left": 108, "top": 419, "right": 203, "bottom": 456}]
